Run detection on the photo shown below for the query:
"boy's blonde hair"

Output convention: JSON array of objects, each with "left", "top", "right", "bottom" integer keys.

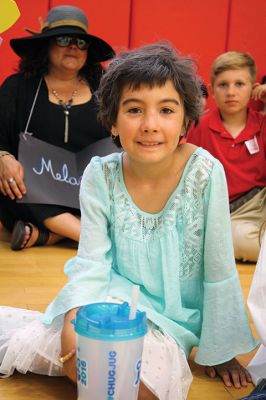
[{"left": 211, "top": 51, "right": 256, "bottom": 84}]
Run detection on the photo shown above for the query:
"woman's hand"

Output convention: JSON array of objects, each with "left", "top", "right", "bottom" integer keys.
[
  {"left": 252, "top": 83, "right": 266, "bottom": 103},
  {"left": 61, "top": 308, "right": 79, "bottom": 384},
  {"left": 205, "top": 358, "right": 252, "bottom": 388},
  {"left": 0, "top": 155, "right": 26, "bottom": 200}
]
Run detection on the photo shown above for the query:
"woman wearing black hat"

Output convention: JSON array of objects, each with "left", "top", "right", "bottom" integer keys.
[{"left": 0, "top": 5, "right": 115, "bottom": 250}]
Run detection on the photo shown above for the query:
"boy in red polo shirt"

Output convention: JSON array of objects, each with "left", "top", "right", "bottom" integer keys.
[{"left": 187, "top": 52, "right": 266, "bottom": 262}]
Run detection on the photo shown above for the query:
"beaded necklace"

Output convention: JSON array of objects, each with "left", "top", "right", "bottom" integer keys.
[{"left": 51, "top": 84, "right": 79, "bottom": 143}]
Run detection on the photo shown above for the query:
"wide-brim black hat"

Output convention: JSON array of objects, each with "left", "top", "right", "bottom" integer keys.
[{"left": 10, "top": 5, "right": 115, "bottom": 62}]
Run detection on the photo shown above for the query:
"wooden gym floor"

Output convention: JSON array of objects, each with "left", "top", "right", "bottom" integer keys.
[{"left": 0, "top": 224, "right": 259, "bottom": 399}]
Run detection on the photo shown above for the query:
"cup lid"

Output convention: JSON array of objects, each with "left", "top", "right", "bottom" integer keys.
[{"left": 73, "top": 302, "right": 147, "bottom": 341}]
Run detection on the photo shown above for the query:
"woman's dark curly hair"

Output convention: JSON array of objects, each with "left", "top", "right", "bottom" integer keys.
[
  {"left": 18, "top": 39, "right": 104, "bottom": 91},
  {"left": 96, "top": 41, "right": 202, "bottom": 147}
]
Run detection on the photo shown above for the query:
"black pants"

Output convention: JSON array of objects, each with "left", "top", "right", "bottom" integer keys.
[{"left": 0, "top": 193, "right": 80, "bottom": 232}]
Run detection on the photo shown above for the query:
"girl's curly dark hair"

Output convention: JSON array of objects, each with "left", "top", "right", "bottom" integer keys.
[{"left": 96, "top": 41, "right": 202, "bottom": 147}]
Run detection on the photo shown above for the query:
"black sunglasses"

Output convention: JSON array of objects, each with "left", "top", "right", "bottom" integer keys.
[{"left": 54, "top": 36, "right": 89, "bottom": 51}]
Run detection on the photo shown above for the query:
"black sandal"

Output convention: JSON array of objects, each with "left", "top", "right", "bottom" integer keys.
[{"left": 10, "top": 220, "right": 49, "bottom": 251}]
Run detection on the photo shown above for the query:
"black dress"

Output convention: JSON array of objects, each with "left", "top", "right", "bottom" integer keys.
[{"left": 0, "top": 73, "right": 109, "bottom": 231}]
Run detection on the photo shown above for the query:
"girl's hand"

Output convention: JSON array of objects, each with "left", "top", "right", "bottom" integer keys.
[
  {"left": 63, "top": 354, "right": 77, "bottom": 384},
  {"left": 205, "top": 357, "right": 252, "bottom": 388},
  {"left": 0, "top": 155, "right": 26, "bottom": 200},
  {"left": 252, "top": 83, "right": 266, "bottom": 103},
  {"left": 61, "top": 308, "right": 79, "bottom": 384}
]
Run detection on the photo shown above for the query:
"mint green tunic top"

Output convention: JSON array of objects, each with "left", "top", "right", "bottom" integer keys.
[{"left": 42, "top": 148, "right": 257, "bottom": 365}]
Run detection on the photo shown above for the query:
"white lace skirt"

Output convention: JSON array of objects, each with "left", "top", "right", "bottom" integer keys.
[{"left": 0, "top": 306, "right": 192, "bottom": 400}]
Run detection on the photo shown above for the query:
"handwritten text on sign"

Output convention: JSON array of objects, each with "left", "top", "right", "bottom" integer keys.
[
  {"left": 18, "top": 134, "right": 120, "bottom": 209},
  {"left": 33, "top": 158, "right": 82, "bottom": 186}
]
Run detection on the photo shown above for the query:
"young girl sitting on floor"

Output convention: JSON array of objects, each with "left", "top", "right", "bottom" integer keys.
[{"left": 0, "top": 42, "right": 258, "bottom": 399}]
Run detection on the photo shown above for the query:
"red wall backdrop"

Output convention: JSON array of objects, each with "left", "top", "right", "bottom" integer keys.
[{"left": 1, "top": 0, "right": 265, "bottom": 109}]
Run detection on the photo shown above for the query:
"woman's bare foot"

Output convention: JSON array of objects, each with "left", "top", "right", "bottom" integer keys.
[
  {"left": 22, "top": 224, "right": 63, "bottom": 248},
  {"left": 11, "top": 220, "right": 63, "bottom": 250},
  {"left": 22, "top": 223, "right": 38, "bottom": 248}
]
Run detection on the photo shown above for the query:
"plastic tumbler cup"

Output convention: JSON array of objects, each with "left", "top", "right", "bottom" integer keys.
[{"left": 73, "top": 301, "right": 147, "bottom": 400}]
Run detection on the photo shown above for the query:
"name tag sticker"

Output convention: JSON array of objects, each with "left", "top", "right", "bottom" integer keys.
[{"left": 245, "top": 136, "right": 260, "bottom": 154}]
